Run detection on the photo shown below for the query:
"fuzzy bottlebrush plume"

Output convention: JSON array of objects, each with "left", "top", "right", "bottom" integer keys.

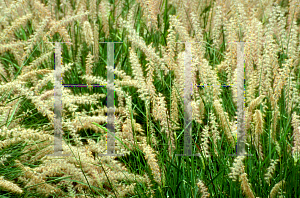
[
  {"left": 119, "top": 15, "right": 169, "bottom": 78},
  {"left": 209, "top": 111, "right": 221, "bottom": 157},
  {"left": 152, "top": 93, "right": 174, "bottom": 154},
  {"left": 223, "top": 16, "right": 238, "bottom": 83},
  {"left": 0, "top": 43, "right": 26, "bottom": 66},
  {"left": 272, "top": 58, "right": 292, "bottom": 110},
  {"left": 284, "top": 65, "right": 300, "bottom": 115},
  {"left": 229, "top": 155, "right": 257, "bottom": 198},
  {"left": 164, "top": 24, "right": 177, "bottom": 72},
  {"left": 142, "top": 143, "right": 162, "bottom": 185},
  {"left": 85, "top": 51, "right": 94, "bottom": 91},
  {"left": 168, "top": 14, "right": 192, "bottom": 46},
  {"left": 211, "top": 4, "right": 224, "bottom": 50},
  {"left": 99, "top": 0, "right": 110, "bottom": 38},
  {"left": 135, "top": 0, "right": 163, "bottom": 31},
  {"left": 118, "top": 95, "right": 136, "bottom": 151},
  {"left": 170, "top": 83, "right": 180, "bottom": 131},
  {"left": 0, "top": 62, "right": 7, "bottom": 82},
  {"left": 228, "top": 155, "right": 246, "bottom": 182},
  {"left": 129, "top": 46, "right": 151, "bottom": 102},
  {"left": 200, "top": 125, "right": 210, "bottom": 160},
  {"left": 14, "top": 160, "right": 62, "bottom": 196},
  {"left": 21, "top": 15, "right": 50, "bottom": 65},
  {"left": 93, "top": 23, "right": 99, "bottom": 62},
  {"left": 0, "top": 176, "right": 23, "bottom": 194},
  {"left": 213, "top": 99, "right": 235, "bottom": 147},
  {"left": 42, "top": 11, "right": 88, "bottom": 45},
  {"left": 264, "top": 159, "right": 279, "bottom": 185},
  {"left": 270, "top": 180, "right": 285, "bottom": 198},
  {"left": 253, "top": 109, "right": 264, "bottom": 161},
  {"left": 291, "top": 112, "right": 300, "bottom": 164},
  {"left": 83, "top": 21, "right": 94, "bottom": 47},
  {"left": 240, "top": 173, "right": 256, "bottom": 198},
  {"left": 191, "top": 98, "right": 205, "bottom": 125},
  {"left": 196, "top": 179, "right": 210, "bottom": 198},
  {"left": 31, "top": 0, "right": 52, "bottom": 19},
  {"left": 89, "top": 0, "right": 97, "bottom": 21},
  {"left": 0, "top": 13, "right": 33, "bottom": 43},
  {"left": 245, "top": 95, "right": 265, "bottom": 132}
]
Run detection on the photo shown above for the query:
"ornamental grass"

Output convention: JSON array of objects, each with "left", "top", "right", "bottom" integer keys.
[{"left": 0, "top": 0, "right": 299, "bottom": 197}]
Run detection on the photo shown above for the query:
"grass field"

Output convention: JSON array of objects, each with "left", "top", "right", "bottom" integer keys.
[{"left": 0, "top": 0, "right": 300, "bottom": 197}]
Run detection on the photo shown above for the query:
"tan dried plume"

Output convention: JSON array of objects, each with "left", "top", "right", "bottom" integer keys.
[
  {"left": 136, "top": 0, "right": 163, "bottom": 31},
  {"left": 196, "top": 179, "right": 210, "bottom": 198},
  {"left": 291, "top": 112, "right": 300, "bottom": 162},
  {"left": 253, "top": 109, "right": 264, "bottom": 160},
  {"left": 228, "top": 155, "right": 246, "bottom": 182},
  {"left": 170, "top": 83, "right": 180, "bottom": 131},
  {"left": 270, "top": 180, "right": 285, "bottom": 198},
  {"left": 200, "top": 125, "right": 210, "bottom": 160},
  {"left": 99, "top": 0, "right": 110, "bottom": 38},
  {"left": 240, "top": 173, "right": 255, "bottom": 198},
  {"left": 142, "top": 143, "right": 162, "bottom": 185},
  {"left": 83, "top": 21, "right": 94, "bottom": 47},
  {"left": 214, "top": 99, "right": 235, "bottom": 147},
  {"left": 245, "top": 95, "right": 265, "bottom": 132},
  {"left": 0, "top": 176, "right": 23, "bottom": 194},
  {"left": 152, "top": 93, "right": 174, "bottom": 154},
  {"left": 0, "top": 13, "right": 33, "bottom": 43},
  {"left": 264, "top": 159, "right": 279, "bottom": 185}
]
